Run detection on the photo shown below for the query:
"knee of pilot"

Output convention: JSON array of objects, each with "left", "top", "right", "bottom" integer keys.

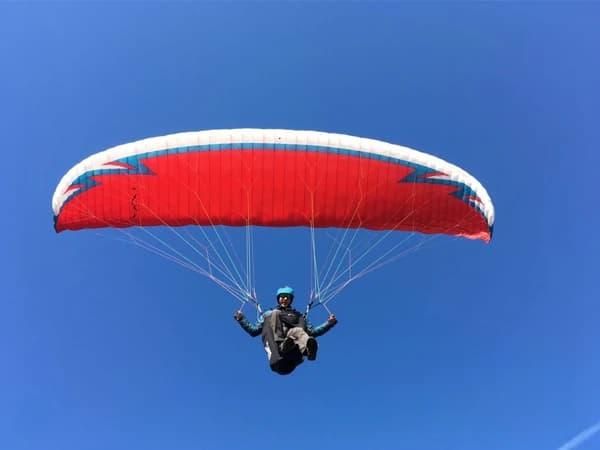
[{"left": 289, "top": 326, "right": 305, "bottom": 336}]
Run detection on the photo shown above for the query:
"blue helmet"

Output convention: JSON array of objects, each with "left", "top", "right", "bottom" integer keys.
[{"left": 276, "top": 286, "right": 294, "bottom": 299}]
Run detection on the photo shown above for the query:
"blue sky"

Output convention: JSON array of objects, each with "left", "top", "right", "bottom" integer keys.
[{"left": 3, "top": 3, "right": 599, "bottom": 450}]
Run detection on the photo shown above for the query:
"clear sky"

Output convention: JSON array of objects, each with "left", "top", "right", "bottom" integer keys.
[{"left": 3, "top": 2, "right": 599, "bottom": 450}]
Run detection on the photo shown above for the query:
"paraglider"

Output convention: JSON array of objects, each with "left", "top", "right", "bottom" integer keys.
[
  {"left": 52, "top": 129, "right": 493, "bottom": 239},
  {"left": 52, "top": 128, "right": 494, "bottom": 373},
  {"left": 234, "top": 286, "right": 337, "bottom": 375}
]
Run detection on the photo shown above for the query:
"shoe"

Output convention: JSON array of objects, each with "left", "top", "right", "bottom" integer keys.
[
  {"left": 306, "top": 338, "right": 318, "bottom": 361},
  {"left": 280, "top": 337, "right": 296, "bottom": 354}
]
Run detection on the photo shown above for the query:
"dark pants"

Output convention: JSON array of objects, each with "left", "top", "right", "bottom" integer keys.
[{"left": 261, "top": 311, "right": 304, "bottom": 375}]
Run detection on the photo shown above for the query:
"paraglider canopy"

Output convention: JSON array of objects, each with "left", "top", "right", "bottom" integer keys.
[{"left": 52, "top": 129, "right": 494, "bottom": 240}]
